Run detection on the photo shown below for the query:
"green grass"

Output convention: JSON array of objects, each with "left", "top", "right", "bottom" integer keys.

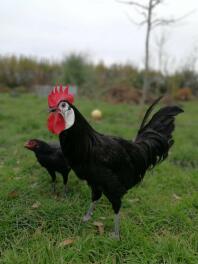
[{"left": 0, "top": 93, "right": 198, "bottom": 264}]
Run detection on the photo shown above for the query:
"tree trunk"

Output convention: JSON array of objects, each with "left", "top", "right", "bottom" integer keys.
[{"left": 141, "top": 0, "right": 152, "bottom": 104}]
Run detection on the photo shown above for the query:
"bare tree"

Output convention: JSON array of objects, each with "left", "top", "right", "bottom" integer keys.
[
  {"left": 155, "top": 30, "right": 168, "bottom": 73},
  {"left": 116, "top": 0, "right": 193, "bottom": 103}
]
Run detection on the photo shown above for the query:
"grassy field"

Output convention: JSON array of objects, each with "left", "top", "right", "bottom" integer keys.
[{"left": 0, "top": 93, "right": 198, "bottom": 264}]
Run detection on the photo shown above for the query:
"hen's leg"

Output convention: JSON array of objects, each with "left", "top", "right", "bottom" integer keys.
[
  {"left": 51, "top": 182, "right": 56, "bottom": 193},
  {"left": 47, "top": 169, "right": 56, "bottom": 193},
  {"left": 62, "top": 170, "right": 69, "bottom": 197},
  {"left": 83, "top": 185, "right": 102, "bottom": 222}
]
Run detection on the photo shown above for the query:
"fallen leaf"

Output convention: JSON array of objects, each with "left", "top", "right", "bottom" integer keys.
[
  {"left": 13, "top": 167, "right": 20, "bottom": 173},
  {"left": 31, "top": 183, "right": 38, "bottom": 188},
  {"left": 8, "top": 190, "right": 19, "bottom": 199},
  {"left": 173, "top": 193, "right": 182, "bottom": 201},
  {"left": 99, "top": 216, "right": 106, "bottom": 220},
  {"left": 13, "top": 149, "right": 18, "bottom": 155},
  {"left": 34, "top": 227, "right": 42, "bottom": 235},
  {"left": 15, "top": 176, "right": 22, "bottom": 180},
  {"left": 32, "top": 201, "right": 41, "bottom": 209},
  {"left": 93, "top": 221, "right": 104, "bottom": 235},
  {"left": 128, "top": 198, "right": 140, "bottom": 203},
  {"left": 59, "top": 239, "right": 75, "bottom": 247}
]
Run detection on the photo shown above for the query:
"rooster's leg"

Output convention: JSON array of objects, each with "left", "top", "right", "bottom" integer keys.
[
  {"left": 103, "top": 181, "right": 123, "bottom": 240},
  {"left": 83, "top": 201, "right": 97, "bottom": 222},
  {"left": 83, "top": 185, "right": 102, "bottom": 222},
  {"left": 108, "top": 195, "right": 122, "bottom": 240},
  {"left": 111, "top": 199, "right": 121, "bottom": 240}
]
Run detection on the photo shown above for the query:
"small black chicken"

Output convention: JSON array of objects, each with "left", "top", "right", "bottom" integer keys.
[
  {"left": 24, "top": 139, "right": 71, "bottom": 195},
  {"left": 47, "top": 86, "right": 183, "bottom": 239}
]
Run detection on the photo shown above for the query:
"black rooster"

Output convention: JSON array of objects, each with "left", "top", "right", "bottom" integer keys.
[
  {"left": 24, "top": 139, "right": 71, "bottom": 195},
  {"left": 47, "top": 86, "right": 183, "bottom": 238}
]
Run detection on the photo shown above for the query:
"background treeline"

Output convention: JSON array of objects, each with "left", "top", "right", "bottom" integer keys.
[{"left": 0, "top": 54, "right": 197, "bottom": 102}]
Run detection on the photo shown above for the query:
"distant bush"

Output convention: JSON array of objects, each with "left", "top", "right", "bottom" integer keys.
[
  {"left": 0, "top": 53, "right": 197, "bottom": 102},
  {"left": 61, "top": 54, "right": 90, "bottom": 86},
  {"left": 175, "top": 87, "right": 193, "bottom": 101},
  {"left": 0, "top": 55, "right": 60, "bottom": 89},
  {"left": 106, "top": 86, "right": 141, "bottom": 104}
]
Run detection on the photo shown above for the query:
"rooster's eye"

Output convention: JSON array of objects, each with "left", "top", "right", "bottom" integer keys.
[{"left": 61, "top": 102, "right": 66, "bottom": 108}]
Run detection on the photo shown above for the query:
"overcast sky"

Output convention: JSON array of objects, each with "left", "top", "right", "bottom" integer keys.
[{"left": 0, "top": 0, "right": 197, "bottom": 69}]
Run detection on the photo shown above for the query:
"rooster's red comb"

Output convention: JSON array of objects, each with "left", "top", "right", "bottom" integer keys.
[{"left": 48, "top": 85, "right": 74, "bottom": 108}]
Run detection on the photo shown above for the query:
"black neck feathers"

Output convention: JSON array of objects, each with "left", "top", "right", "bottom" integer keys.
[{"left": 59, "top": 105, "right": 97, "bottom": 165}]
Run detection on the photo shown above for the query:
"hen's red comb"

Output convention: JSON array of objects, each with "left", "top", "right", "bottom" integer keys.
[{"left": 48, "top": 85, "right": 74, "bottom": 108}]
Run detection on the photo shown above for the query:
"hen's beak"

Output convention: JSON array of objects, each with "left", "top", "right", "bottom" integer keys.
[
  {"left": 24, "top": 141, "right": 31, "bottom": 149},
  {"left": 48, "top": 107, "right": 57, "bottom": 113}
]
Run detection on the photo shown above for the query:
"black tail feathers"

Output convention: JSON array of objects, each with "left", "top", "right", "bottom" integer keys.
[
  {"left": 134, "top": 97, "right": 183, "bottom": 169},
  {"left": 138, "top": 96, "right": 164, "bottom": 133},
  {"left": 136, "top": 96, "right": 183, "bottom": 141}
]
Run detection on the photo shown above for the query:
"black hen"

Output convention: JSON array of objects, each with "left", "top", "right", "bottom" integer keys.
[
  {"left": 25, "top": 139, "right": 71, "bottom": 195},
  {"left": 47, "top": 90, "right": 183, "bottom": 239}
]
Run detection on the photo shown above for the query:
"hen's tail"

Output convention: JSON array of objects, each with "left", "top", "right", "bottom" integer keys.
[{"left": 134, "top": 97, "right": 183, "bottom": 170}]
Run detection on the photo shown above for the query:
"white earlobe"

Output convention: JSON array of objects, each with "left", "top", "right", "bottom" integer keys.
[{"left": 64, "top": 108, "right": 75, "bottom": 129}]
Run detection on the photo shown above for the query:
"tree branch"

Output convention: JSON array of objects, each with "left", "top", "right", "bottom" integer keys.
[
  {"left": 151, "top": 10, "right": 196, "bottom": 29},
  {"left": 151, "top": 18, "right": 175, "bottom": 28},
  {"left": 151, "top": 0, "right": 163, "bottom": 8},
  {"left": 116, "top": 0, "right": 148, "bottom": 10},
  {"left": 134, "top": 7, "right": 148, "bottom": 19},
  {"left": 125, "top": 11, "right": 147, "bottom": 26},
  {"left": 173, "top": 10, "right": 196, "bottom": 22}
]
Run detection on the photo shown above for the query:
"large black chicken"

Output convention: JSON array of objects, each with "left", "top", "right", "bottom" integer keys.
[{"left": 47, "top": 85, "right": 183, "bottom": 239}]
